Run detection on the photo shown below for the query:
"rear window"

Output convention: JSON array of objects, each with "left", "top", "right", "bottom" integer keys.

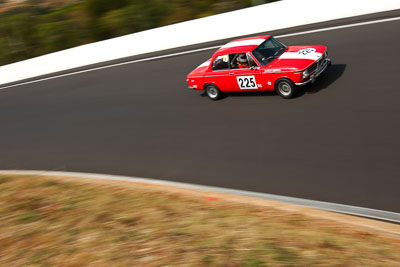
[{"left": 211, "top": 55, "right": 229, "bottom": 70}]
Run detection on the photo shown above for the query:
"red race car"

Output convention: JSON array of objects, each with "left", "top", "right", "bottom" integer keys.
[{"left": 187, "top": 35, "right": 331, "bottom": 100}]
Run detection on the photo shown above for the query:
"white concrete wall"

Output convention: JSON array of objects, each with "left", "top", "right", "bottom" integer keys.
[{"left": 1, "top": 0, "right": 399, "bottom": 85}]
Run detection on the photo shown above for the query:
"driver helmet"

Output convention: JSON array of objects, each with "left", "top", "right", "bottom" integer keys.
[{"left": 237, "top": 54, "right": 248, "bottom": 65}]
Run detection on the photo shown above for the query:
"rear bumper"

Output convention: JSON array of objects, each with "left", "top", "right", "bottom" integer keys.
[{"left": 295, "top": 58, "right": 331, "bottom": 86}]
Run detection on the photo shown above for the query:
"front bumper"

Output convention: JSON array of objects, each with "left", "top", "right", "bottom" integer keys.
[{"left": 295, "top": 58, "right": 331, "bottom": 86}]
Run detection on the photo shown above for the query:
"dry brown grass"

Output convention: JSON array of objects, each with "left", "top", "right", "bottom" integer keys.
[
  {"left": 0, "top": 0, "right": 79, "bottom": 13},
  {"left": 0, "top": 174, "right": 399, "bottom": 266}
]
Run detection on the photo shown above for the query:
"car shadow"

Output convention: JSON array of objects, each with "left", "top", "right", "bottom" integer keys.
[
  {"left": 200, "top": 90, "right": 275, "bottom": 100},
  {"left": 297, "top": 63, "right": 347, "bottom": 96},
  {"left": 199, "top": 64, "right": 346, "bottom": 100}
]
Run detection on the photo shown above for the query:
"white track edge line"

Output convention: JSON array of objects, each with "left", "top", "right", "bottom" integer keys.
[
  {"left": 1, "top": 16, "right": 400, "bottom": 91},
  {"left": 0, "top": 46, "right": 221, "bottom": 91},
  {"left": 275, "top": 16, "right": 400, "bottom": 38},
  {"left": 1, "top": 170, "right": 399, "bottom": 223}
]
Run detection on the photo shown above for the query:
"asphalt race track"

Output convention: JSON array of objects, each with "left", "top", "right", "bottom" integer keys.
[{"left": 1, "top": 11, "right": 400, "bottom": 213}]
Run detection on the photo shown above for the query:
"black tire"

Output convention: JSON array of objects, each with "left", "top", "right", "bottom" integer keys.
[
  {"left": 275, "top": 79, "right": 296, "bottom": 99},
  {"left": 205, "top": 84, "right": 223, "bottom": 100}
]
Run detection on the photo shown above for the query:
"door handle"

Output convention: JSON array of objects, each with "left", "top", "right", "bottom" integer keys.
[{"left": 229, "top": 72, "right": 234, "bottom": 75}]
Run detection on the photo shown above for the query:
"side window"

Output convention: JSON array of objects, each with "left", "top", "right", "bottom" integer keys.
[
  {"left": 247, "top": 53, "right": 258, "bottom": 67},
  {"left": 230, "top": 53, "right": 250, "bottom": 69},
  {"left": 211, "top": 55, "right": 229, "bottom": 71}
]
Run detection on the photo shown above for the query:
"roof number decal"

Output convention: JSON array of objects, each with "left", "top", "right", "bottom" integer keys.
[{"left": 298, "top": 48, "right": 316, "bottom": 55}]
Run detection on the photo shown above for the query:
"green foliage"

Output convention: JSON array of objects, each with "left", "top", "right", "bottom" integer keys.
[
  {"left": 0, "top": 13, "right": 36, "bottom": 64},
  {"left": 36, "top": 21, "right": 78, "bottom": 54},
  {"left": 0, "top": 0, "right": 279, "bottom": 66},
  {"left": 86, "top": 0, "right": 129, "bottom": 18}
]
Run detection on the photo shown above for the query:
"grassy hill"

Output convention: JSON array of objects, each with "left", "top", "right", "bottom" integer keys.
[{"left": 0, "top": 0, "right": 278, "bottom": 66}]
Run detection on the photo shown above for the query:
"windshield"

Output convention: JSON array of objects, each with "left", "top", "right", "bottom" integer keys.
[{"left": 251, "top": 37, "right": 287, "bottom": 66}]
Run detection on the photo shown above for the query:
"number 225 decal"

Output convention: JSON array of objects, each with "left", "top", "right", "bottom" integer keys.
[{"left": 236, "top": 76, "right": 258, "bottom": 90}]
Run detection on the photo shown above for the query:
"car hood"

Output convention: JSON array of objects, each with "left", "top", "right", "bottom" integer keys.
[{"left": 265, "top": 45, "right": 327, "bottom": 71}]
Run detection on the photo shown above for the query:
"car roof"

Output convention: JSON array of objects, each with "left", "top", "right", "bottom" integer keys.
[{"left": 213, "top": 36, "right": 270, "bottom": 57}]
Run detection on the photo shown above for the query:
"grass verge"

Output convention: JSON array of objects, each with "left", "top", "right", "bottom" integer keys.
[{"left": 0, "top": 174, "right": 399, "bottom": 266}]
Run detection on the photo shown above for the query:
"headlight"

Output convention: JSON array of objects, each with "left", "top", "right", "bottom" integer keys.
[{"left": 302, "top": 69, "right": 310, "bottom": 79}]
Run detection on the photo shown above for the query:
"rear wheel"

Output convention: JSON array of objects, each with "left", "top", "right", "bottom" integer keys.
[
  {"left": 205, "top": 84, "right": 223, "bottom": 100},
  {"left": 275, "top": 79, "right": 296, "bottom": 99}
]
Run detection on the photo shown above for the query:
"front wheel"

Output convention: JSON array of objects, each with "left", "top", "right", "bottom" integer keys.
[
  {"left": 275, "top": 79, "right": 296, "bottom": 99},
  {"left": 205, "top": 84, "right": 223, "bottom": 100}
]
